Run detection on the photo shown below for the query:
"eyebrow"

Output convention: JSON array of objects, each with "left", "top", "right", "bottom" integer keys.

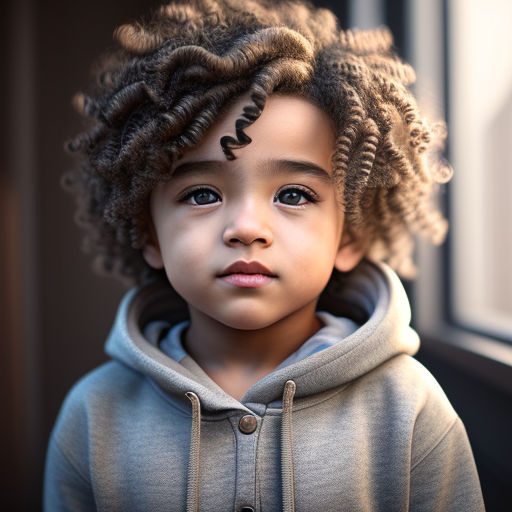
[{"left": 171, "top": 158, "right": 333, "bottom": 183}]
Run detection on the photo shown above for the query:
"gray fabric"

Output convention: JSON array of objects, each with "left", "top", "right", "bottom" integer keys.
[
  {"left": 157, "top": 314, "right": 359, "bottom": 369},
  {"left": 44, "top": 260, "right": 485, "bottom": 511}
]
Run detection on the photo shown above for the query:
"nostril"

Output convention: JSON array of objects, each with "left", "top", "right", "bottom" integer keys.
[
  {"left": 223, "top": 218, "right": 273, "bottom": 247},
  {"left": 229, "top": 236, "right": 268, "bottom": 246}
]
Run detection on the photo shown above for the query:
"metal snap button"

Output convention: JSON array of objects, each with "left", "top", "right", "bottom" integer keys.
[
  {"left": 238, "top": 414, "right": 258, "bottom": 434},
  {"left": 240, "top": 507, "right": 255, "bottom": 512}
]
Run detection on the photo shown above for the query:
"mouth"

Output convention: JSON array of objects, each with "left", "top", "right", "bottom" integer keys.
[
  {"left": 218, "top": 260, "right": 277, "bottom": 288},
  {"left": 219, "top": 260, "right": 276, "bottom": 277}
]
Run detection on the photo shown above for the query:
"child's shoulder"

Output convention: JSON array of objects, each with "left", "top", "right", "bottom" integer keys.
[
  {"left": 46, "top": 361, "right": 138, "bottom": 471},
  {"left": 53, "top": 361, "right": 142, "bottom": 423},
  {"left": 370, "top": 354, "right": 463, "bottom": 464},
  {"left": 375, "top": 353, "right": 457, "bottom": 417},
  {"left": 52, "top": 357, "right": 190, "bottom": 435}
]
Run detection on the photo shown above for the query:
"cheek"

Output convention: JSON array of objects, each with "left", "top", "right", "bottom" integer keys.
[
  {"left": 158, "top": 223, "right": 211, "bottom": 275},
  {"left": 280, "top": 211, "right": 341, "bottom": 260},
  {"left": 159, "top": 231, "right": 211, "bottom": 303}
]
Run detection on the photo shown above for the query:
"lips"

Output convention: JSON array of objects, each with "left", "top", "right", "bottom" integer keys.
[
  {"left": 219, "top": 260, "right": 276, "bottom": 277},
  {"left": 218, "top": 260, "right": 277, "bottom": 288}
]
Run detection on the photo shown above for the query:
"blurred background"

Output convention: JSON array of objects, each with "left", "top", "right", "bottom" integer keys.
[{"left": 1, "top": 0, "right": 511, "bottom": 510}]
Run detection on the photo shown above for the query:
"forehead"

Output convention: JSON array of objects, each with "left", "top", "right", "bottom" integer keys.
[{"left": 177, "top": 94, "right": 337, "bottom": 173}]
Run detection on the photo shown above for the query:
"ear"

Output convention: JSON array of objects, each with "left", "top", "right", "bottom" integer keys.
[
  {"left": 142, "top": 221, "right": 164, "bottom": 270},
  {"left": 143, "top": 244, "right": 164, "bottom": 269},
  {"left": 334, "top": 228, "right": 365, "bottom": 273}
]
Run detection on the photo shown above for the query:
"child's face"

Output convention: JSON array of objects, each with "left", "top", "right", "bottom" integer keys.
[{"left": 144, "top": 94, "right": 363, "bottom": 330}]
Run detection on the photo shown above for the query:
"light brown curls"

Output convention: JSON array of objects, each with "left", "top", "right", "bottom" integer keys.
[{"left": 65, "top": 0, "right": 451, "bottom": 283}]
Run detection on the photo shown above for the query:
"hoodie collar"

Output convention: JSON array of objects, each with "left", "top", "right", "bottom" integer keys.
[{"left": 105, "top": 260, "right": 419, "bottom": 411}]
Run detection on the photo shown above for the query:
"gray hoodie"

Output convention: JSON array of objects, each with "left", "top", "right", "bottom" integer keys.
[{"left": 44, "top": 261, "right": 485, "bottom": 511}]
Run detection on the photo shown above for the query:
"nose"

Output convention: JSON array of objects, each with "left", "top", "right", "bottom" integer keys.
[{"left": 222, "top": 199, "right": 273, "bottom": 247}]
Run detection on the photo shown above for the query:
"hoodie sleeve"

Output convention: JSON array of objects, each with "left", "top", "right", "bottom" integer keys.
[
  {"left": 43, "top": 433, "right": 96, "bottom": 511},
  {"left": 409, "top": 416, "right": 485, "bottom": 511},
  {"left": 43, "top": 378, "right": 96, "bottom": 511}
]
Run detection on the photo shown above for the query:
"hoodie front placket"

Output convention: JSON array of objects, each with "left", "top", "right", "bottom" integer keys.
[{"left": 228, "top": 402, "right": 267, "bottom": 512}]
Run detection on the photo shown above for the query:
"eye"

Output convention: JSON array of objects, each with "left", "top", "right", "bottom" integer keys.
[
  {"left": 180, "top": 187, "right": 221, "bottom": 205},
  {"left": 275, "top": 186, "right": 318, "bottom": 206}
]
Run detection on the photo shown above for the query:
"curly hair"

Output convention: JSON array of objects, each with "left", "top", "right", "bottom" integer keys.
[{"left": 64, "top": 0, "right": 451, "bottom": 284}]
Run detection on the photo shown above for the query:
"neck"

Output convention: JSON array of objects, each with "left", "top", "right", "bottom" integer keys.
[{"left": 183, "top": 302, "right": 322, "bottom": 399}]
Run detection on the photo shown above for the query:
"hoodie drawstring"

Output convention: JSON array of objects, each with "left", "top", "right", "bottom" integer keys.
[
  {"left": 185, "top": 382, "right": 296, "bottom": 512},
  {"left": 281, "top": 380, "right": 297, "bottom": 512},
  {"left": 185, "top": 391, "right": 202, "bottom": 512}
]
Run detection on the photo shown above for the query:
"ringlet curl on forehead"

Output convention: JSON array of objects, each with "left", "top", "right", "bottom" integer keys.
[{"left": 63, "top": 0, "right": 451, "bottom": 284}]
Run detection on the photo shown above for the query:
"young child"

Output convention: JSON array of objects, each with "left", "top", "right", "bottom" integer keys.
[{"left": 44, "top": 1, "right": 485, "bottom": 510}]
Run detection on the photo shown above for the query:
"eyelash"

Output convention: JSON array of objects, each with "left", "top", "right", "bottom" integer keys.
[
  {"left": 178, "top": 185, "right": 319, "bottom": 206},
  {"left": 274, "top": 186, "right": 319, "bottom": 206},
  {"left": 178, "top": 186, "right": 221, "bottom": 205}
]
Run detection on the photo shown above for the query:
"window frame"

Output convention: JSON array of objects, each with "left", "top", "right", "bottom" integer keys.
[{"left": 410, "top": 0, "right": 512, "bottom": 395}]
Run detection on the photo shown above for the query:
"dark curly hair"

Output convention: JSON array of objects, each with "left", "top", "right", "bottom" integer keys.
[{"left": 65, "top": 0, "right": 451, "bottom": 284}]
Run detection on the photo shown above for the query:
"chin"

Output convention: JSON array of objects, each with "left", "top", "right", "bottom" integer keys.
[
  {"left": 220, "top": 316, "right": 278, "bottom": 331},
  {"left": 207, "top": 308, "right": 283, "bottom": 331}
]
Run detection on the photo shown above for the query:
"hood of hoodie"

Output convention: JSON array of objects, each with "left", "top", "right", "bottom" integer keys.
[{"left": 105, "top": 260, "right": 419, "bottom": 413}]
